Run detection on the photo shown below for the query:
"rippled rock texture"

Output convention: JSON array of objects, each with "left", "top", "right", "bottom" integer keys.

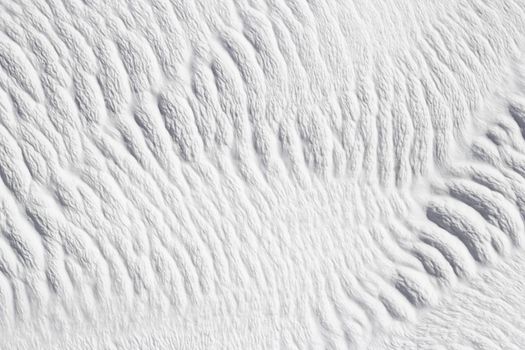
[{"left": 1, "top": 0, "right": 525, "bottom": 349}]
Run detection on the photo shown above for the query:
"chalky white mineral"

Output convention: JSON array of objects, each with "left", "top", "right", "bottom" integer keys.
[{"left": 0, "top": 0, "right": 524, "bottom": 349}]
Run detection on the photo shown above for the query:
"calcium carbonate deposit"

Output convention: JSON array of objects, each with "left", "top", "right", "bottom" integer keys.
[{"left": 0, "top": 0, "right": 525, "bottom": 349}]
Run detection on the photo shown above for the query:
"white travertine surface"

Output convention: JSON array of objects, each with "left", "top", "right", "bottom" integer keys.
[{"left": 0, "top": 0, "right": 525, "bottom": 348}]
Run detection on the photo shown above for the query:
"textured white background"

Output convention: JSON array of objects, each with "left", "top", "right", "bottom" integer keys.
[{"left": 0, "top": 0, "right": 525, "bottom": 348}]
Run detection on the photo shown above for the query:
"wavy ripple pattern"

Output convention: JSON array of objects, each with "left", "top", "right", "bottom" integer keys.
[{"left": 0, "top": 0, "right": 525, "bottom": 349}]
